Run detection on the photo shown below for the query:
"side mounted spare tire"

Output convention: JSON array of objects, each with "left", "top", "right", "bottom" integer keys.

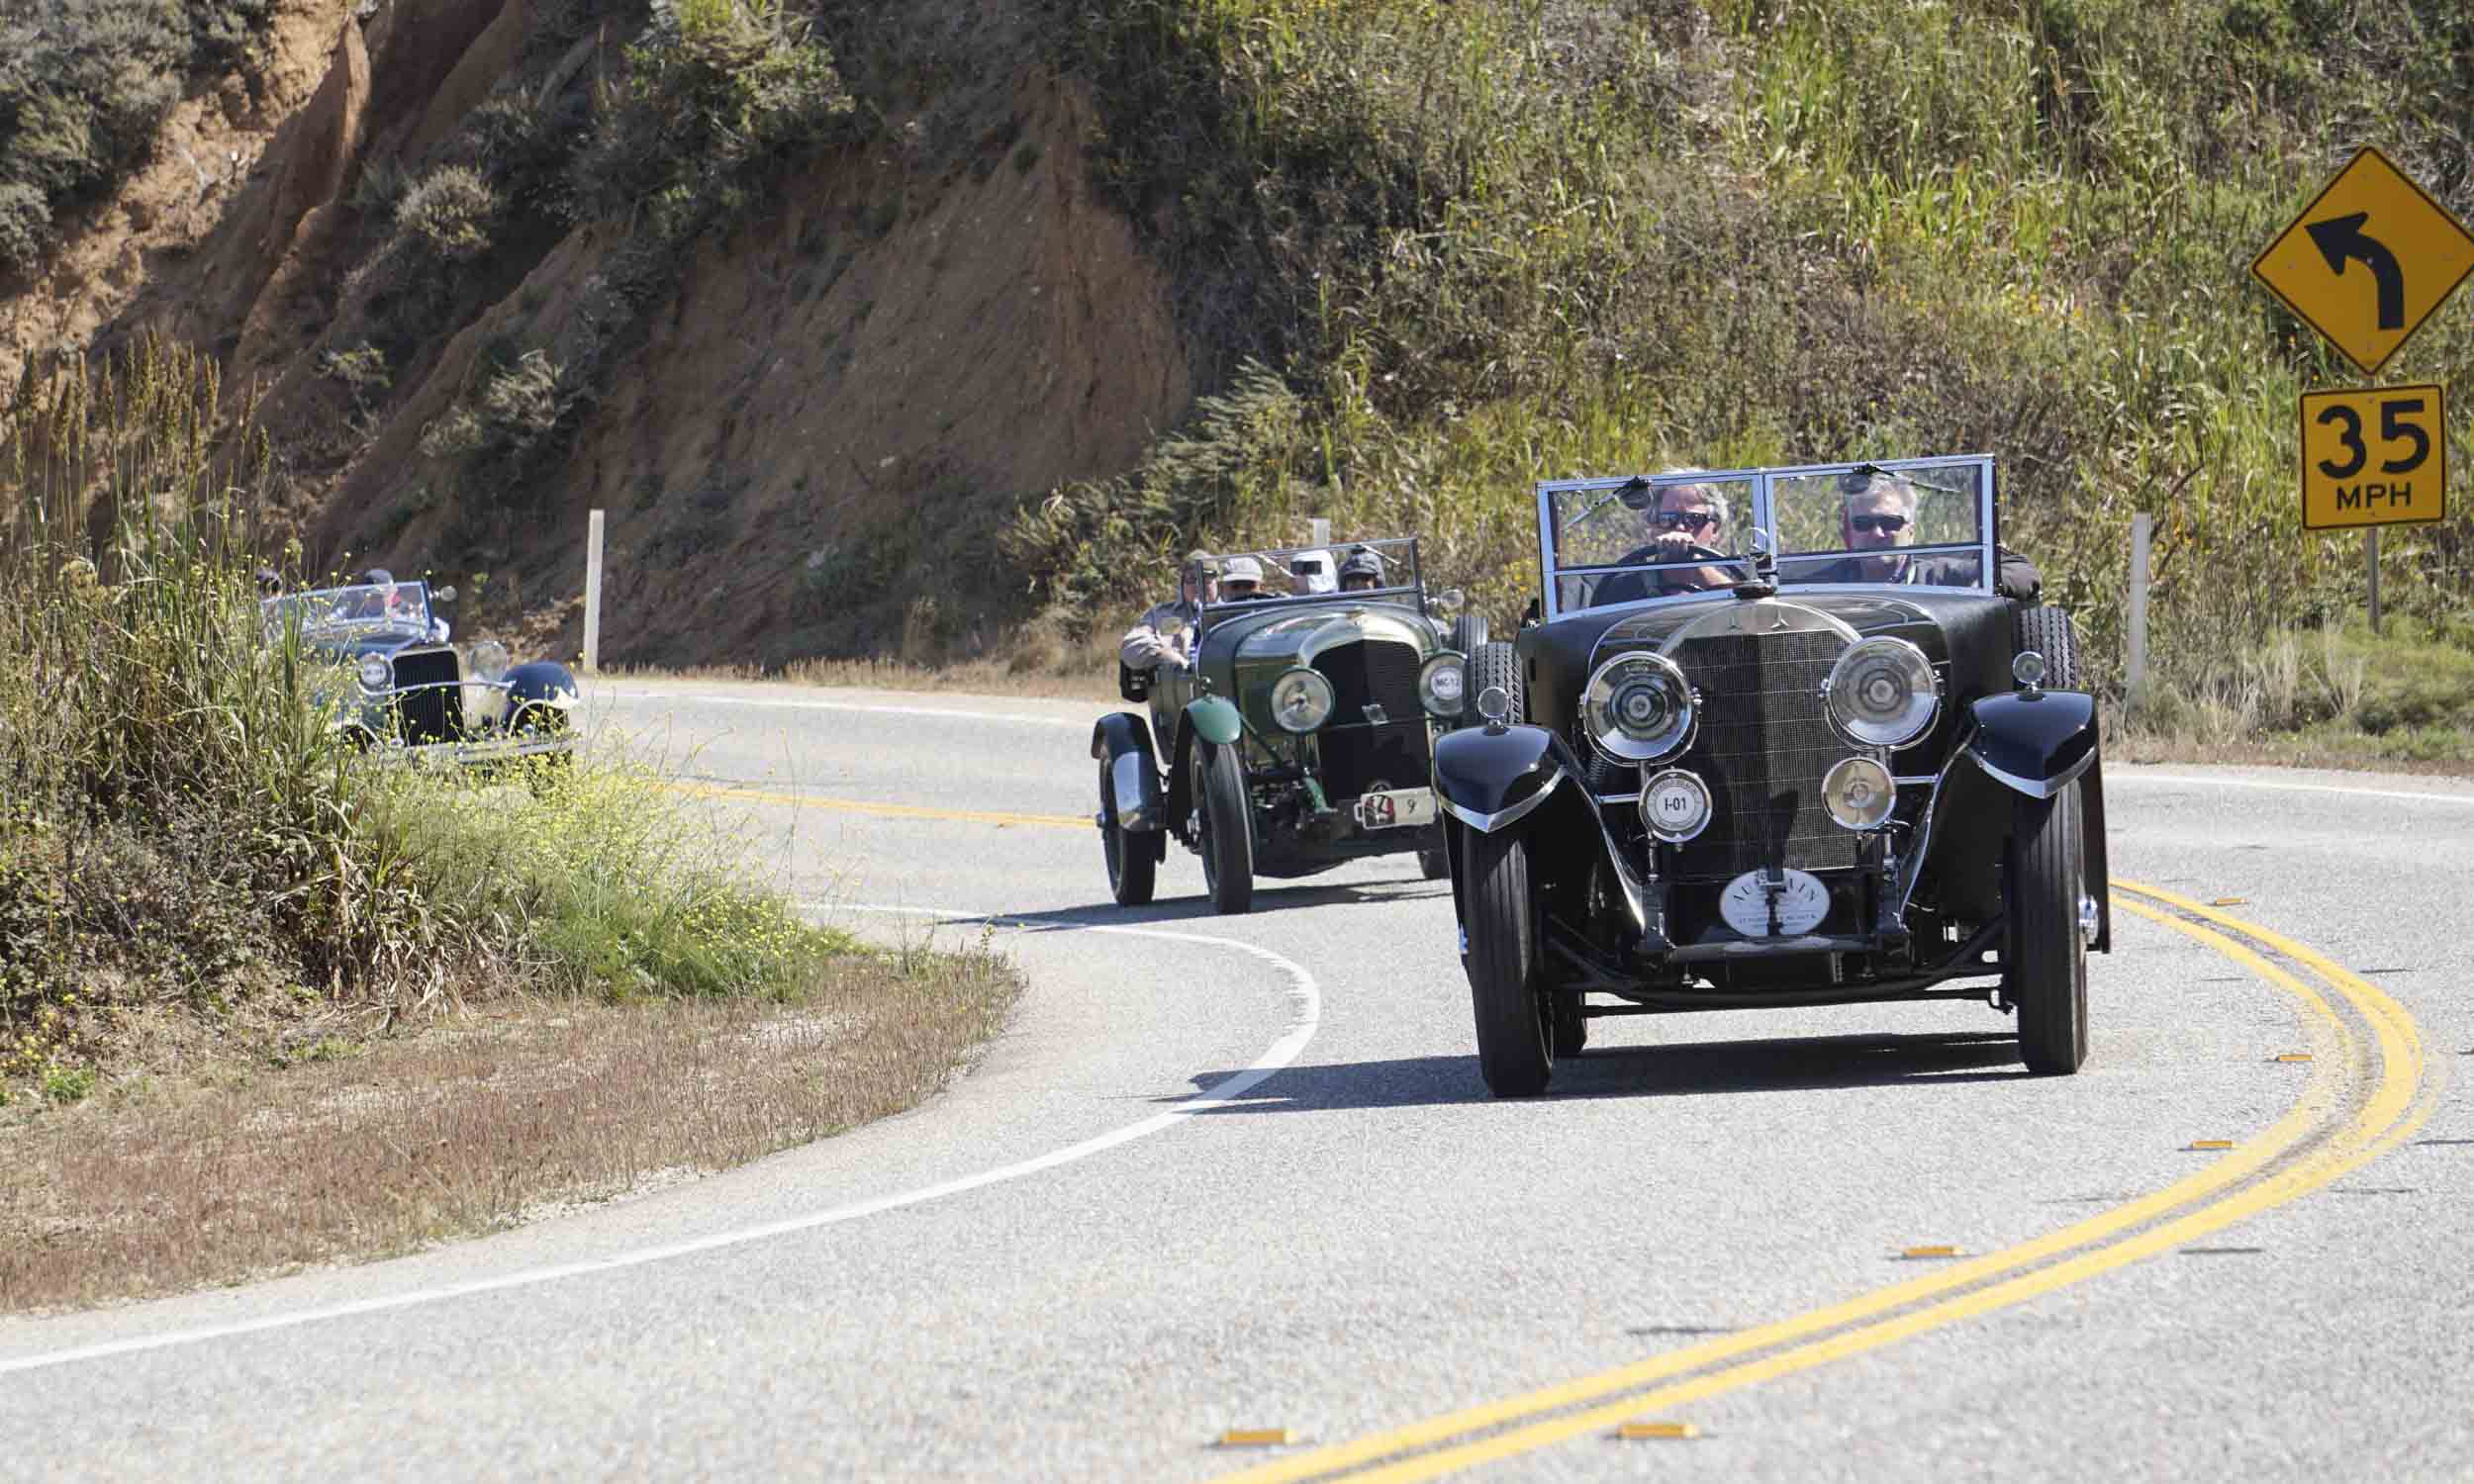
[
  {"left": 1448, "top": 612, "right": 1488, "bottom": 658},
  {"left": 2014, "top": 605, "right": 2080, "bottom": 690},
  {"left": 1466, "top": 640, "right": 1523, "bottom": 725}
]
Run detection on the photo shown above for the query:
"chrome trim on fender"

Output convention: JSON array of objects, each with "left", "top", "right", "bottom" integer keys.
[
  {"left": 1891, "top": 732, "right": 1972, "bottom": 919},
  {"left": 1439, "top": 767, "right": 1568, "bottom": 833},
  {"left": 1970, "top": 743, "right": 2098, "bottom": 800}
]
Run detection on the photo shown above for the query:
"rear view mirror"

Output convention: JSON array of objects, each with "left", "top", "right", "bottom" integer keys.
[
  {"left": 1616, "top": 476, "right": 1656, "bottom": 511},
  {"left": 1428, "top": 588, "right": 1466, "bottom": 614}
]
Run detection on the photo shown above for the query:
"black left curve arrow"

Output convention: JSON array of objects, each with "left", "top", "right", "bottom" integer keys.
[{"left": 2306, "top": 212, "right": 2405, "bottom": 328}]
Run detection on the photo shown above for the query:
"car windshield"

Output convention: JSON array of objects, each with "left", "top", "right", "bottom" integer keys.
[
  {"left": 1535, "top": 457, "right": 1995, "bottom": 617},
  {"left": 263, "top": 582, "right": 433, "bottom": 640},
  {"left": 1772, "top": 460, "right": 1990, "bottom": 591},
  {"left": 1540, "top": 473, "right": 1759, "bottom": 614}
]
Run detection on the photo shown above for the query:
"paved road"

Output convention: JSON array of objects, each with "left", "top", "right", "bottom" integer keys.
[{"left": 2, "top": 677, "right": 2466, "bottom": 1481}]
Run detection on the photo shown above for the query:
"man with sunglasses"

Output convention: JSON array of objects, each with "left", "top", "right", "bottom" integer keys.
[
  {"left": 1803, "top": 466, "right": 2043, "bottom": 600},
  {"left": 1593, "top": 473, "right": 1738, "bottom": 606}
]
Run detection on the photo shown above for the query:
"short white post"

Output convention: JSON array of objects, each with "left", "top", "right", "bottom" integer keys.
[
  {"left": 582, "top": 508, "right": 605, "bottom": 673},
  {"left": 2367, "top": 526, "right": 2382, "bottom": 636},
  {"left": 1309, "top": 517, "right": 1330, "bottom": 547},
  {"left": 2126, "top": 512, "right": 2151, "bottom": 708}
]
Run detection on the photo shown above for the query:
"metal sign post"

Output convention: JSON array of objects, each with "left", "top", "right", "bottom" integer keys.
[
  {"left": 2127, "top": 512, "right": 2151, "bottom": 705},
  {"left": 2367, "top": 526, "right": 2382, "bottom": 636}
]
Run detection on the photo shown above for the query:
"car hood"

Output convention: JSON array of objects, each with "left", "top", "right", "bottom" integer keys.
[{"left": 1200, "top": 601, "right": 1438, "bottom": 671}]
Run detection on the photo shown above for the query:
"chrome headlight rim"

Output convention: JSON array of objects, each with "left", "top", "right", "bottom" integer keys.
[
  {"left": 1822, "top": 636, "right": 1941, "bottom": 749},
  {"left": 1638, "top": 767, "right": 1714, "bottom": 843},
  {"left": 1822, "top": 754, "right": 1897, "bottom": 831},
  {"left": 1418, "top": 650, "right": 1468, "bottom": 718},
  {"left": 1269, "top": 666, "right": 1336, "bottom": 733},
  {"left": 355, "top": 654, "right": 393, "bottom": 694},
  {"left": 467, "top": 638, "right": 512, "bottom": 684},
  {"left": 1582, "top": 651, "right": 1697, "bottom": 763}
]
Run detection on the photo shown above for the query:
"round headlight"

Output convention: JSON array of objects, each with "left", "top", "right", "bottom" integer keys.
[
  {"left": 1823, "top": 756, "right": 1896, "bottom": 830},
  {"left": 356, "top": 654, "right": 392, "bottom": 693},
  {"left": 1639, "top": 768, "right": 1713, "bottom": 843},
  {"left": 1822, "top": 637, "right": 1939, "bottom": 748},
  {"left": 1582, "top": 652, "right": 1696, "bottom": 762},
  {"left": 1418, "top": 652, "right": 1467, "bottom": 717},
  {"left": 468, "top": 639, "right": 511, "bottom": 683},
  {"left": 1270, "top": 667, "right": 1335, "bottom": 732}
]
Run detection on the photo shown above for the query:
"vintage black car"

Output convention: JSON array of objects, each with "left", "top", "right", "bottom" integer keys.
[
  {"left": 264, "top": 579, "right": 581, "bottom": 778},
  {"left": 1094, "top": 537, "right": 1485, "bottom": 913},
  {"left": 1433, "top": 457, "right": 2108, "bottom": 1095}
]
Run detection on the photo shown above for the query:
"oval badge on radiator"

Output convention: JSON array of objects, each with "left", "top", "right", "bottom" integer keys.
[{"left": 1717, "top": 868, "right": 1831, "bottom": 938}]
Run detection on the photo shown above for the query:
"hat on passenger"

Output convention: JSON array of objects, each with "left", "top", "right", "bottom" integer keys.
[
  {"left": 1221, "top": 555, "right": 1265, "bottom": 584},
  {"left": 1337, "top": 546, "right": 1385, "bottom": 583}
]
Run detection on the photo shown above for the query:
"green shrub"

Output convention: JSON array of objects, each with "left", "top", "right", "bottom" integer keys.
[
  {"left": 0, "top": 0, "right": 274, "bottom": 272},
  {"left": 396, "top": 165, "right": 500, "bottom": 265}
]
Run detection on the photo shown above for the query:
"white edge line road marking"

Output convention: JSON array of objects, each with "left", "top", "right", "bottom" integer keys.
[
  {"left": 0, "top": 905, "right": 1319, "bottom": 1377},
  {"left": 2112, "top": 770, "right": 2474, "bottom": 805},
  {"left": 597, "top": 689, "right": 1090, "bottom": 729}
]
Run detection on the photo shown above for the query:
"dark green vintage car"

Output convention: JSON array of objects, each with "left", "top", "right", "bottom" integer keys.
[{"left": 1093, "top": 537, "right": 1484, "bottom": 913}]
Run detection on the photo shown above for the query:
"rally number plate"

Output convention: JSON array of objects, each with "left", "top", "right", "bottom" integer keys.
[{"left": 1354, "top": 788, "right": 1438, "bottom": 831}]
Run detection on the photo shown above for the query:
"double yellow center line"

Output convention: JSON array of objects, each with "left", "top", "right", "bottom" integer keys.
[{"left": 1207, "top": 880, "right": 2433, "bottom": 1483}]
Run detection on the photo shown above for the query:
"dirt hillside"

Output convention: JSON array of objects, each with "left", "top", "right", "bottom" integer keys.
[{"left": 2, "top": 0, "right": 1192, "bottom": 667}]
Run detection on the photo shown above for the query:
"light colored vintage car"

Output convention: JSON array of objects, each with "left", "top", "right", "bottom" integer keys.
[
  {"left": 263, "top": 579, "right": 579, "bottom": 776},
  {"left": 1094, "top": 537, "right": 1485, "bottom": 913}
]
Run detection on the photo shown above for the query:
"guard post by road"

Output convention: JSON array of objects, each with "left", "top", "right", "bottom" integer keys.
[{"left": 2250, "top": 146, "right": 2471, "bottom": 635}]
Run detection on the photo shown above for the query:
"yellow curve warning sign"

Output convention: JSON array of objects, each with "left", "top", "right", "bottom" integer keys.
[{"left": 2251, "top": 146, "right": 2474, "bottom": 375}]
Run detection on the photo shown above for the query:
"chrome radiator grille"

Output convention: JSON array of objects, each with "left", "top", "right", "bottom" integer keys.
[
  {"left": 1665, "top": 629, "right": 1853, "bottom": 879},
  {"left": 1312, "top": 639, "right": 1426, "bottom": 800}
]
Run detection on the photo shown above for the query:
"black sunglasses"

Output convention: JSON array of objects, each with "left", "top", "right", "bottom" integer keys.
[
  {"left": 1849, "top": 513, "right": 1909, "bottom": 534},
  {"left": 1653, "top": 509, "right": 1717, "bottom": 531}
]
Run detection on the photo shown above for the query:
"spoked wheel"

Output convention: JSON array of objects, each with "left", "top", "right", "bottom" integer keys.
[
  {"left": 1193, "top": 739, "right": 1254, "bottom": 914},
  {"left": 1463, "top": 824, "right": 1553, "bottom": 1096},
  {"left": 2006, "top": 779, "right": 2090, "bottom": 1074},
  {"left": 1097, "top": 757, "right": 1157, "bottom": 906}
]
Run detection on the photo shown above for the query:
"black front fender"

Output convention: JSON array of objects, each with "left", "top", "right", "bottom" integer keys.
[
  {"left": 1092, "top": 711, "right": 1164, "bottom": 831},
  {"left": 1965, "top": 690, "right": 2097, "bottom": 799},
  {"left": 1431, "top": 722, "right": 1574, "bottom": 832}
]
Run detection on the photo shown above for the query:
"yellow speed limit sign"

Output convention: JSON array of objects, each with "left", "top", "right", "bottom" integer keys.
[{"left": 2299, "top": 384, "right": 2446, "bottom": 529}]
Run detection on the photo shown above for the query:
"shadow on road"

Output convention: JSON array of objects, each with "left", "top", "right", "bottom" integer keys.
[
  {"left": 1183, "top": 1030, "right": 2033, "bottom": 1111},
  {"left": 928, "top": 877, "right": 1450, "bottom": 933}
]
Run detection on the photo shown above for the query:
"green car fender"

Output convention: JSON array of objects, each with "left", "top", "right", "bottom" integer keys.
[{"left": 1184, "top": 693, "right": 1244, "bottom": 747}]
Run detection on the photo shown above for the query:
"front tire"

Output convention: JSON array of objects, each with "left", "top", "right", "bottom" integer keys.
[
  {"left": 1098, "top": 758, "right": 1157, "bottom": 906},
  {"left": 1464, "top": 825, "right": 1553, "bottom": 1096},
  {"left": 2008, "top": 781, "right": 2090, "bottom": 1074},
  {"left": 1194, "top": 739, "right": 1254, "bottom": 914}
]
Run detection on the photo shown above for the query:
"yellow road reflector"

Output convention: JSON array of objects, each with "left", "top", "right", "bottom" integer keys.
[
  {"left": 1217, "top": 1430, "right": 1293, "bottom": 1448},
  {"left": 2273, "top": 1053, "right": 2315, "bottom": 1063},
  {"left": 2187, "top": 1140, "right": 2236, "bottom": 1151},
  {"left": 2212, "top": 896, "right": 2248, "bottom": 906},
  {"left": 1616, "top": 1421, "right": 1700, "bottom": 1440},
  {"left": 1898, "top": 1245, "right": 1961, "bottom": 1259}
]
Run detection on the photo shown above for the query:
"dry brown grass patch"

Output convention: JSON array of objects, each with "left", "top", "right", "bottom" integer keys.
[{"left": 0, "top": 949, "right": 1019, "bottom": 1315}]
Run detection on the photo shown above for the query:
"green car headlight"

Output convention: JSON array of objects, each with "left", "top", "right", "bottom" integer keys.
[
  {"left": 1271, "top": 667, "right": 1336, "bottom": 732},
  {"left": 1418, "top": 652, "right": 1467, "bottom": 717}
]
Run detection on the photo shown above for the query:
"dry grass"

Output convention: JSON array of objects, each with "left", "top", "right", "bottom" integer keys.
[
  {"left": 0, "top": 944, "right": 1019, "bottom": 1314},
  {"left": 610, "top": 653, "right": 1119, "bottom": 701}
]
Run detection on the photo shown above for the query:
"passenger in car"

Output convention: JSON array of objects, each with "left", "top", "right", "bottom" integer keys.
[
  {"left": 1796, "top": 467, "right": 2044, "bottom": 601},
  {"left": 1120, "top": 550, "right": 1218, "bottom": 672},
  {"left": 1337, "top": 546, "right": 1387, "bottom": 592}
]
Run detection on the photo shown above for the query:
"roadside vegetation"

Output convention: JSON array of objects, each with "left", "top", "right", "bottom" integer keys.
[
  {"left": 0, "top": 339, "right": 1016, "bottom": 1311},
  {"left": 1003, "top": 0, "right": 2472, "bottom": 763}
]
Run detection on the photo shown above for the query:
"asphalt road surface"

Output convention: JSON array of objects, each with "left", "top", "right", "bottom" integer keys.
[{"left": 3, "top": 676, "right": 2467, "bottom": 1482}]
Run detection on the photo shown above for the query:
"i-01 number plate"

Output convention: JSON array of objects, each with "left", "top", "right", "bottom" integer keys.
[{"left": 1355, "top": 788, "right": 1438, "bottom": 831}]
